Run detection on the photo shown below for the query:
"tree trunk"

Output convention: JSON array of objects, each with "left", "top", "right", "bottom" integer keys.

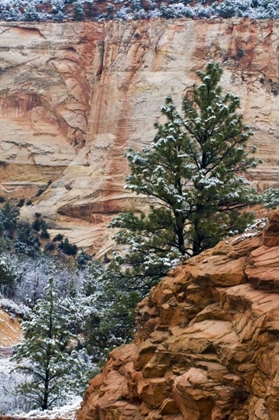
[{"left": 42, "top": 369, "right": 49, "bottom": 410}]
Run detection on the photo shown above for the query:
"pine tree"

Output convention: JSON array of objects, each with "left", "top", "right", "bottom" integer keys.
[
  {"left": 23, "top": 4, "right": 39, "bottom": 21},
  {"left": 73, "top": 2, "right": 85, "bottom": 20},
  {"left": 0, "top": 201, "right": 19, "bottom": 238},
  {"left": 12, "top": 279, "right": 95, "bottom": 411},
  {"left": 109, "top": 62, "right": 261, "bottom": 289},
  {"left": 0, "top": 256, "right": 17, "bottom": 298}
]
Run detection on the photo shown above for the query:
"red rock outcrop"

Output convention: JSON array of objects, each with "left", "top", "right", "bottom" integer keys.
[
  {"left": 77, "top": 209, "right": 279, "bottom": 419},
  {"left": 0, "top": 19, "right": 279, "bottom": 254}
]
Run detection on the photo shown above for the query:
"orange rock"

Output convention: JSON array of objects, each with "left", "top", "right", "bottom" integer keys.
[
  {"left": 77, "top": 216, "right": 279, "bottom": 419},
  {"left": 245, "top": 233, "right": 279, "bottom": 290},
  {"left": 0, "top": 309, "right": 23, "bottom": 346},
  {"left": 159, "top": 398, "right": 180, "bottom": 415},
  {"left": 263, "top": 209, "right": 279, "bottom": 247}
]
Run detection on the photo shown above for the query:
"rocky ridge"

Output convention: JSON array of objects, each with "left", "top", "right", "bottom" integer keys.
[
  {"left": 77, "top": 209, "right": 279, "bottom": 419},
  {"left": 1, "top": 18, "right": 279, "bottom": 254}
]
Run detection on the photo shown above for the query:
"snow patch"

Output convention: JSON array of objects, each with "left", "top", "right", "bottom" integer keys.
[
  {"left": 18, "top": 397, "right": 82, "bottom": 419},
  {"left": 0, "top": 356, "right": 82, "bottom": 417}
]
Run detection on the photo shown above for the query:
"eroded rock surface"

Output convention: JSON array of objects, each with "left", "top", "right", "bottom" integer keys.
[
  {"left": 0, "top": 309, "right": 22, "bottom": 347},
  {"left": 0, "top": 19, "right": 279, "bottom": 253},
  {"left": 77, "top": 209, "right": 279, "bottom": 419}
]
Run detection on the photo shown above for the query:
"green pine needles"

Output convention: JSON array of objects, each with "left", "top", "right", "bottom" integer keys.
[
  {"left": 12, "top": 279, "right": 95, "bottom": 410},
  {"left": 109, "top": 62, "right": 261, "bottom": 288}
]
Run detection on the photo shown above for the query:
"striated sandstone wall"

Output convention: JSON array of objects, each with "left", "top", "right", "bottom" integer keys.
[
  {"left": 0, "top": 309, "right": 22, "bottom": 346},
  {"left": 1, "top": 19, "right": 279, "bottom": 253},
  {"left": 77, "top": 210, "right": 279, "bottom": 420}
]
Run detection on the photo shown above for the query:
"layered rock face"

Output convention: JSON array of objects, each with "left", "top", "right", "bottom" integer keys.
[
  {"left": 0, "top": 309, "right": 22, "bottom": 346},
  {"left": 0, "top": 19, "right": 279, "bottom": 254},
  {"left": 77, "top": 210, "right": 279, "bottom": 420}
]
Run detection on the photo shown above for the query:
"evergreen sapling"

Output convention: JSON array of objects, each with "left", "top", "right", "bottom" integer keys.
[{"left": 12, "top": 279, "right": 95, "bottom": 410}]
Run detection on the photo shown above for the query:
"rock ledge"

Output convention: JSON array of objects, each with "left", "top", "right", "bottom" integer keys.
[{"left": 77, "top": 209, "right": 279, "bottom": 420}]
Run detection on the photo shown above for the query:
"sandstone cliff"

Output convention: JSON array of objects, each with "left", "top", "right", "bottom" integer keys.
[
  {"left": 1, "top": 18, "right": 279, "bottom": 254},
  {"left": 77, "top": 210, "right": 279, "bottom": 420},
  {"left": 0, "top": 309, "right": 22, "bottom": 346}
]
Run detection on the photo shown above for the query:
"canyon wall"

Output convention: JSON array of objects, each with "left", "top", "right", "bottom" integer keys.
[
  {"left": 0, "top": 309, "right": 22, "bottom": 346},
  {"left": 76, "top": 211, "right": 279, "bottom": 420},
  {"left": 0, "top": 18, "right": 279, "bottom": 254}
]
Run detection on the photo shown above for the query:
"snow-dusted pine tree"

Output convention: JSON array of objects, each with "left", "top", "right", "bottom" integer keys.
[
  {"left": 12, "top": 279, "right": 95, "bottom": 411},
  {"left": 0, "top": 255, "right": 17, "bottom": 298},
  {"left": 110, "top": 62, "right": 261, "bottom": 287}
]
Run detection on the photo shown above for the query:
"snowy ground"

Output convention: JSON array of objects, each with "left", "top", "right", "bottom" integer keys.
[
  {"left": 19, "top": 397, "right": 82, "bottom": 419},
  {"left": 0, "top": 357, "right": 82, "bottom": 418}
]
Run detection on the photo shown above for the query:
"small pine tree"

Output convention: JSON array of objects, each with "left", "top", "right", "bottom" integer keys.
[
  {"left": 0, "top": 201, "right": 19, "bottom": 238},
  {"left": 14, "top": 221, "right": 40, "bottom": 257},
  {"left": 0, "top": 256, "right": 17, "bottom": 298},
  {"left": 73, "top": 2, "right": 85, "bottom": 20},
  {"left": 76, "top": 250, "right": 92, "bottom": 268},
  {"left": 23, "top": 5, "right": 39, "bottom": 21},
  {"left": 59, "top": 238, "right": 78, "bottom": 256},
  {"left": 12, "top": 279, "right": 95, "bottom": 410}
]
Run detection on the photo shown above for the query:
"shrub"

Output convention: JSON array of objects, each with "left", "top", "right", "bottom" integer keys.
[
  {"left": 32, "top": 218, "right": 41, "bottom": 232},
  {"left": 73, "top": 2, "right": 85, "bottom": 20},
  {"left": 15, "top": 222, "right": 41, "bottom": 257},
  {"left": 53, "top": 233, "right": 64, "bottom": 242},
  {"left": 0, "top": 202, "right": 19, "bottom": 238},
  {"left": 40, "top": 229, "right": 50, "bottom": 239},
  {"left": 17, "top": 199, "right": 25, "bottom": 208},
  {"left": 59, "top": 238, "right": 78, "bottom": 256},
  {"left": 76, "top": 250, "right": 92, "bottom": 268},
  {"left": 44, "top": 241, "right": 56, "bottom": 252}
]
